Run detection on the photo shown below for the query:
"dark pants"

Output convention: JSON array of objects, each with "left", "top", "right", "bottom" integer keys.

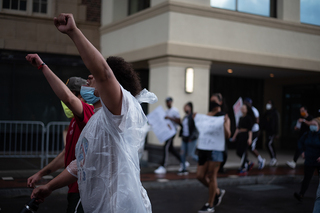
[
  {"left": 266, "top": 133, "right": 276, "bottom": 159},
  {"left": 236, "top": 132, "right": 249, "bottom": 169},
  {"left": 67, "top": 193, "right": 84, "bottom": 213},
  {"left": 293, "top": 148, "right": 301, "bottom": 162},
  {"left": 161, "top": 135, "right": 181, "bottom": 167},
  {"left": 299, "top": 165, "right": 320, "bottom": 196}
]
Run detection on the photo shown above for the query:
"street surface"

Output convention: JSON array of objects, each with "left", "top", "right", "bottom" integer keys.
[{"left": 1, "top": 181, "right": 317, "bottom": 213}]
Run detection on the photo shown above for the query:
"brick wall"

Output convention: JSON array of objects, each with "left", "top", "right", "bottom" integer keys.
[{"left": 82, "top": 0, "right": 101, "bottom": 23}]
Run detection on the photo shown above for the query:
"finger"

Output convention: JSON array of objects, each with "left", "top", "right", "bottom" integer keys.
[
  {"left": 53, "top": 17, "right": 59, "bottom": 27},
  {"left": 58, "top": 14, "right": 67, "bottom": 25}
]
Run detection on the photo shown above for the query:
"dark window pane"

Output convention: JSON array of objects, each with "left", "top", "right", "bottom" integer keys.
[
  {"left": 12, "top": 0, "right": 18, "bottom": 10},
  {"left": 41, "top": 3, "right": 47, "bottom": 13},
  {"left": 210, "top": 0, "right": 236, "bottom": 11},
  {"left": 20, "top": 0, "right": 27, "bottom": 11},
  {"left": 128, "top": 0, "right": 150, "bottom": 15},
  {"left": 3, "top": 0, "right": 10, "bottom": 9},
  {"left": 33, "top": 2, "right": 39, "bottom": 12},
  {"left": 238, "top": 0, "right": 270, "bottom": 17}
]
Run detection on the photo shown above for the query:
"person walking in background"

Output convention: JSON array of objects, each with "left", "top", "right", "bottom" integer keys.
[
  {"left": 154, "top": 97, "right": 183, "bottom": 174},
  {"left": 313, "top": 167, "right": 320, "bottom": 213},
  {"left": 261, "top": 100, "right": 279, "bottom": 166},
  {"left": 197, "top": 93, "right": 231, "bottom": 213},
  {"left": 230, "top": 103, "right": 255, "bottom": 175},
  {"left": 178, "top": 102, "right": 199, "bottom": 175},
  {"left": 244, "top": 98, "right": 266, "bottom": 170},
  {"left": 287, "top": 106, "right": 313, "bottom": 169},
  {"left": 25, "top": 57, "right": 95, "bottom": 212},
  {"left": 294, "top": 118, "right": 320, "bottom": 203}
]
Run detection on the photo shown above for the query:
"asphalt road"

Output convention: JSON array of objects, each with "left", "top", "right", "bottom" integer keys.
[{"left": 1, "top": 181, "right": 317, "bottom": 213}]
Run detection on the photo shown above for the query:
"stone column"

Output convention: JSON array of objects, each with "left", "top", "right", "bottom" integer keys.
[
  {"left": 148, "top": 56, "right": 211, "bottom": 146},
  {"left": 277, "top": 0, "right": 300, "bottom": 23}
]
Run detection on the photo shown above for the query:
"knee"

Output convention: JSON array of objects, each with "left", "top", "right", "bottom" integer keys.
[{"left": 196, "top": 173, "right": 205, "bottom": 182}]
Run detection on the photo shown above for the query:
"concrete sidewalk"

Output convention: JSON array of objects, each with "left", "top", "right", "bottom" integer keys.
[{"left": 0, "top": 150, "right": 308, "bottom": 198}]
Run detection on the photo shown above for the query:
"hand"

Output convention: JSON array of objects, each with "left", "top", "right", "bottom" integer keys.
[
  {"left": 25, "top": 54, "right": 44, "bottom": 68},
  {"left": 301, "top": 152, "right": 305, "bottom": 159},
  {"left": 317, "top": 157, "right": 320, "bottom": 163},
  {"left": 31, "top": 184, "right": 52, "bottom": 203},
  {"left": 247, "top": 139, "right": 252, "bottom": 145},
  {"left": 229, "top": 137, "right": 235, "bottom": 142},
  {"left": 164, "top": 116, "right": 169, "bottom": 120},
  {"left": 27, "top": 172, "right": 42, "bottom": 188},
  {"left": 54, "top": 13, "right": 77, "bottom": 35},
  {"left": 298, "top": 118, "right": 305, "bottom": 123}
]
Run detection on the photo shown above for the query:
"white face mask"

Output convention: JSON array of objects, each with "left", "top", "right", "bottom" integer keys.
[{"left": 266, "top": 103, "right": 272, "bottom": 110}]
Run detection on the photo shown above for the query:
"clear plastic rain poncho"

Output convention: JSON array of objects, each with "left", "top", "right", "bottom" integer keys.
[{"left": 67, "top": 87, "right": 157, "bottom": 213}]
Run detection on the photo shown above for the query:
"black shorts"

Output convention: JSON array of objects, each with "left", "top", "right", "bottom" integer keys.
[
  {"left": 198, "top": 150, "right": 212, "bottom": 165},
  {"left": 198, "top": 149, "right": 223, "bottom": 165}
]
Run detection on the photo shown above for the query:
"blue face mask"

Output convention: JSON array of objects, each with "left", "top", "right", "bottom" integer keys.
[
  {"left": 80, "top": 86, "right": 100, "bottom": 104},
  {"left": 310, "top": 125, "right": 318, "bottom": 132}
]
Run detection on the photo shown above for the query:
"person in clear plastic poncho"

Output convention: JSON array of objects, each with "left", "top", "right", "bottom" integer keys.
[{"left": 30, "top": 13, "right": 157, "bottom": 213}]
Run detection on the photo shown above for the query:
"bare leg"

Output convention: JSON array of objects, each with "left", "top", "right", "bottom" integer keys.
[
  {"left": 197, "top": 162, "right": 209, "bottom": 187},
  {"left": 207, "top": 161, "right": 221, "bottom": 207}
]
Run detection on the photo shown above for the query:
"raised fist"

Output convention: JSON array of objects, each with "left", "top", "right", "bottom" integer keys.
[
  {"left": 25, "top": 54, "right": 44, "bottom": 68},
  {"left": 54, "top": 13, "right": 77, "bottom": 34}
]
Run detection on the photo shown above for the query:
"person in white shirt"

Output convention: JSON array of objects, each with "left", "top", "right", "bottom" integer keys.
[
  {"left": 30, "top": 13, "right": 156, "bottom": 213},
  {"left": 154, "top": 97, "right": 183, "bottom": 174},
  {"left": 244, "top": 98, "right": 266, "bottom": 170}
]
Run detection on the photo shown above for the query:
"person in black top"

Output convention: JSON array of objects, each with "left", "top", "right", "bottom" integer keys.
[
  {"left": 231, "top": 103, "right": 255, "bottom": 175},
  {"left": 287, "top": 106, "right": 313, "bottom": 169},
  {"left": 293, "top": 117, "right": 320, "bottom": 204},
  {"left": 261, "top": 100, "right": 279, "bottom": 166},
  {"left": 197, "top": 93, "right": 231, "bottom": 213},
  {"left": 178, "top": 102, "right": 199, "bottom": 175}
]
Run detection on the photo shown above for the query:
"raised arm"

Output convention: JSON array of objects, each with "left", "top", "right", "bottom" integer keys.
[
  {"left": 54, "top": 13, "right": 122, "bottom": 115},
  {"left": 25, "top": 54, "right": 84, "bottom": 118}
]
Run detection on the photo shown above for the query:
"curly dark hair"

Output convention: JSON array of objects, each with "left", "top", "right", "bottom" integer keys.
[{"left": 106, "top": 56, "right": 142, "bottom": 96}]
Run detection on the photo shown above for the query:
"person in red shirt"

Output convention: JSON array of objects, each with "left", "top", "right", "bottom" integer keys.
[{"left": 27, "top": 71, "right": 95, "bottom": 212}]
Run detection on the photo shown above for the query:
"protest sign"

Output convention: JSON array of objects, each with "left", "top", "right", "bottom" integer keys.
[
  {"left": 147, "top": 106, "right": 177, "bottom": 143},
  {"left": 233, "top": 97, "right": 243, "bottom": 127},
  {"left": 194, "top": 114, "right": 225, "bottom": 151}
]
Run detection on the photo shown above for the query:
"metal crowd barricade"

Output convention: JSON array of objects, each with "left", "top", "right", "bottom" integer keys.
[
  {"left": 0, "top": 121, "right": 46, "bottom": 168},
  {"left": 45, "top": 121, "right": 70, "bottom": 165}
]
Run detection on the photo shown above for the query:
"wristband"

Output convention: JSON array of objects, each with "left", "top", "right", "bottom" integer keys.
[{"left": 38, "top": 63, "right": 46, "bottom": 70}]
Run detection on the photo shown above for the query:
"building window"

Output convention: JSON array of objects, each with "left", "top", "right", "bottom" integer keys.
[
  {"left": 3, "top": 0, "right": 27, "bottom": 11},
  {"left": 1, "top": 0, "right": 52, "bottom": 16},
  {"left": 128, "top": 0, "right": 150, "bottom": 16},
  {"left": 210, "top": 0, "right": 276, "bottom": 17},
  {"left": 32, "top": 0, "right": 47, "bottom": 14},
  {"left": 300, "top": 0, "right": 320, "bottom": 26}
]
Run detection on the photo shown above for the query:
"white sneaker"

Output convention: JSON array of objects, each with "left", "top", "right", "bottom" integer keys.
[
  {"left": 286, "top": 161, "right": 296, "bottom": 169},
  {"left": 269, "top": 158, "right": 277, "bottom": 166},
  {"left": 154, "top": 166, "right": 166, "bottom": 174},
  {"left": 179, "top": 161, "right": 190, "bottom": 172},
  {"left": 258, "top": 158, "right": 266, "bottom": 170}
]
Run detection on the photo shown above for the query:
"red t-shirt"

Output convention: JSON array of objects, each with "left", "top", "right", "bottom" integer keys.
[{"left": 65, "top": 101, "right": 94, "bottom": 193}]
